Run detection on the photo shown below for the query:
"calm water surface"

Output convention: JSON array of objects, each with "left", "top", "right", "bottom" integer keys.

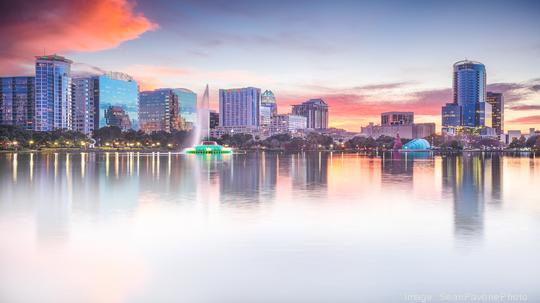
[{"left": 0, "top": 152, "right": 539, "bottom": 302}]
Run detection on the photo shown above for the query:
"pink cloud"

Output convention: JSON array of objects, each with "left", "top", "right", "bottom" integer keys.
[{"left": 0, "top": 0, "right": 157, "bottom": 75}]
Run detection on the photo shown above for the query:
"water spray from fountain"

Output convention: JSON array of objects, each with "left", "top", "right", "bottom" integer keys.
[
  {"left": 191, "top": 84, "right": 210, "bottom": 146},
  {"left": 184, "top": 84, "right": 231, "bottom": 154}
]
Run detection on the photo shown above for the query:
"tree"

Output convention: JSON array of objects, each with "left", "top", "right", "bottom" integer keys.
[
  {"left": 526, "top": 135, "right": 539, "bottom": 148},
  {"left": 449, "top": 140, "right": 463, "bottom": 150},
  {"left": 93, "top": 126, "right": 122, "bottom": 144},
  {"left": 509, "top": 136, "right": 527, "bottom": 149}
]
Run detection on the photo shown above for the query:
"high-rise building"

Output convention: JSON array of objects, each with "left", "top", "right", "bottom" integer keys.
[
  {"left": 72, "top": 73, "right": 138, "bottom": 134},
  {"left": 453, "top": 60, "right": 491, "bottom": 128},
  {"left": 260, "top": 90, "right": 277, "bottom": 126},
  {"left": 486, "top": 92, "right": 504, "bottom": 135},
  {"left": 210, "top": 110, "right": 219, "bottom": 129},
  {"left": 292, "top": 99, "right": 328, "bottom": 129},
  {"left": 72, "top": 77, "right": 97, "bottom": 134},
  {"left": 34, "top": 55, "right": 72, "bottom": 131},
  {"left": 0, "top": 77, "right": 35, "bottom": 130},
  {"left": 381, "top": 112, "right": 414, "bottom": 125},
  {"left": 139, "top": 89, "right": 180, "bottom": 133},
  {"left": 173, "top": 88, "right": 197, "bottom": 130},
  {"left": 219, "top": 87, "right": 261, "bottom": 127}
]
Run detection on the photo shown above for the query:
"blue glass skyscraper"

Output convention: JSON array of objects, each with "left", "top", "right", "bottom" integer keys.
[
  {"left": 72, "top": 72, "right": 139, "bottom": 134},
  {"left": 453, "top": 60, "right": 490, "bottom": 128},
  {"left": 35, "top": 55, "right": 72, "bottom": 131},
  {"left": 0, "top": 77, "right": 35, "bottom": 130}
]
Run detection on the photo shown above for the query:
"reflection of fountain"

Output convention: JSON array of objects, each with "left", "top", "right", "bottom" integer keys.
[{"left": 184, "top": 85, "right": 232, "bottom": 154}]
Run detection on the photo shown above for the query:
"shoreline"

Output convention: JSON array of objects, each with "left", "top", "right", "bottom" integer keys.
[{"left": 1, "top": 148, "right": 537, "bottom": 155}]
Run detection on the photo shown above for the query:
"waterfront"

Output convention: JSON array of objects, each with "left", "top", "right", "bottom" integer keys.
[{"left": 0, "top": 152, "right": 539, "bottom": 302}]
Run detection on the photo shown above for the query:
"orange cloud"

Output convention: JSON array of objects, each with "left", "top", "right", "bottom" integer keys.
[
  {"left": 0, "top": 0, "right": 157, "bottom": 74},
  {"left": 508, "top": 115, "right": 540, "bottom": 125}
]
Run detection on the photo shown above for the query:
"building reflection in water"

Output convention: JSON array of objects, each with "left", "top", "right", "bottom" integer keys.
[
  {"left": 291, "top": 152, "right": 328, "bottom": 191},
  {"left": 380, "top": 151, "right": 434, "bottom": 189},
  {"left": 442, "top": 153, "right": 503, "bottom": 242}
]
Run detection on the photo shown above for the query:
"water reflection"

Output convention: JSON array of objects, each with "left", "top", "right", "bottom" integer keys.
[
  {"left": 441, "top": 153, "right": 505, "bottom": 242},
  {"left": 1, "top": 152, "right": 539, "bottom": 302}
]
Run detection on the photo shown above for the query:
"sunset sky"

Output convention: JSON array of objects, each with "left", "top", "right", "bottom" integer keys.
[{"left": 1, "top": 0, "right": 539, "bottom": 132}]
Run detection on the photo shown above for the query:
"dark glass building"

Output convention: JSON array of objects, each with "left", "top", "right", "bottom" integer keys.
[
  {"left": 0, "top": 77, "right": 35, "bottom": 130},
  {"left": 442, "top": 103, "right": 462, "bottom": 128},
  {"left": 292, "top": 99, "right": 328, "bottom": 129},
  {"left": 139, "top": 89, "right": 180, "bottom": 133},
  {"left": 486, "top": 92, "right": 504, "bottom": 135},
  {"left": 210, "top": 110, "right": 219, "bottom": 129}
]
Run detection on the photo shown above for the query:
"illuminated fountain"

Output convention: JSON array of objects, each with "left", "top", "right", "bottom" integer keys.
[{"left": 184, "top": 85, "right": 232, "bottom": 154}]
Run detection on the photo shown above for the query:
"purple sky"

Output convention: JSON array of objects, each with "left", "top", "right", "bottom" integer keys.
[{"left": 1, "top": 0, "right": 539, "bottom": 131}]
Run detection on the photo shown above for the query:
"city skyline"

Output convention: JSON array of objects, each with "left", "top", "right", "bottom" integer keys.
[{"left": 1, "top": 0, "right": 539, "bottom": 132}]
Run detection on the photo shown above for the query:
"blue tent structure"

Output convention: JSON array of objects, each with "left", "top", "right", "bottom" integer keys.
[{"left": 402, "top": 138, "right": 431, "bottom": 150}]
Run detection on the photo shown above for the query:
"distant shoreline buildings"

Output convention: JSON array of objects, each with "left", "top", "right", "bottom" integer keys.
[
  {"left": 360, "top": 112, "right": 436, "bottom": 139},
  {"left": 0, "top": 54, "right": 531, "bottom": 145}
]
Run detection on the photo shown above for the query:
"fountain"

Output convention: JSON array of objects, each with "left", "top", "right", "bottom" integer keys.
[{"left": 184, "top": 85, "right": 232, "bottom": 154}]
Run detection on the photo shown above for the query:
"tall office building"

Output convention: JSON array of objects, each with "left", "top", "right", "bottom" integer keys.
[
  {"left": 173, "top": 88, "right": 197, "bottom": 130},
  {"left": 72, "top": 72, "right": 138, "bottom": 134},
  {"left": 486, "top": 92, "right": 504, "bottom": 135},
  {"left": 453, "top": 60, "right": 491, "bottom": 128},
  {"left": 0, "top": 77, "right": 35, "bottom": 130},
  {"left": 219, "top": 87, "right": 261, "bottom": 127},
  {"left": 260, "top": 90, "right": 277, "bottom": 126},
  {"left": 292, "top": 99, "right": 328, "bottom": 129},
  {"left": 35, "top": 55, "right": 72, "bottom": 131},
  {"left": 72, "top": 77, "right": 97, "bottom": 134},
  {"left": 139, "top": 89, "right": 180, "bottom": 133}
]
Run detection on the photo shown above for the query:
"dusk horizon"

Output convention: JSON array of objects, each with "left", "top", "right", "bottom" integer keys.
[{"left": 1, "top": 0, "right": 539, "bottom": 132}]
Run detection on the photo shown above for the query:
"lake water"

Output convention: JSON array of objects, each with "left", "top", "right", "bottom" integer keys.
[{"left": 0, "top": 152, "right": 539, "bottom": 302}]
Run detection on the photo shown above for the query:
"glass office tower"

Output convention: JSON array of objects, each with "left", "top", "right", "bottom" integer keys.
[
  {"left": 35, "top": 55, "right": 72, "bottom": 131},
  {"left": 453, "top": 60, "right": 487, "bottom": 127},
  {"left": 139, "top": 89, "right": 180, "bottom": 133},
  {"left": 442, "top": 103, "right": 462, "bottom": 128},
  {"left": 96, "top": 73, "right": 139, "bottom": 130},
  {"left": 219, "top": 87, "right": 261, "bottom": 127},
  {"left": 0, "top": 77, "right": 35, "bottom": 130},
  {"left": 72, "top": 72, "right": 138, "bottom": 134},
  {"left": 173, "top": 88, "right": 197, "bottom": 130},
  {"left": 486, "top": 92, "right": 504, "bottom": 135}
]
